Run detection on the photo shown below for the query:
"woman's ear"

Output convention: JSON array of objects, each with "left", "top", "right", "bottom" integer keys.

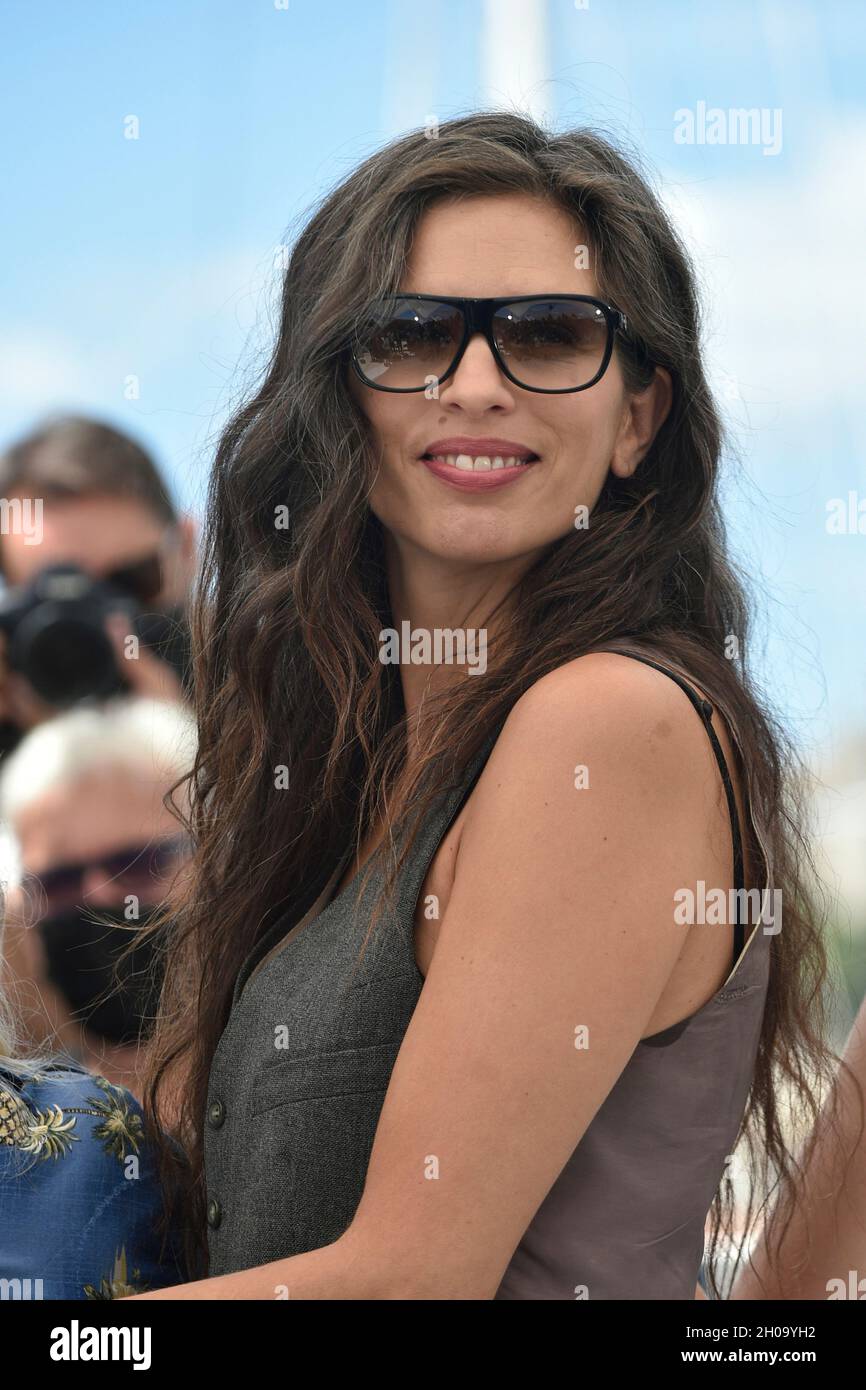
[
  {"left": 177, "top": 513, "right": 197, "bottom": 566},
  {"left": 610, "top": 367, "right": 673, "bottom": 479}
]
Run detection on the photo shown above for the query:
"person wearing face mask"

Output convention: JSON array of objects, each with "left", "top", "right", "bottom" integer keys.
[
  {"left": 0, "top": 885, "right": 192, "bottom": 1299},
  {"left": 0, "top": 414, "right": 197, "bottom": 758},
  {"left": 0, "top": 696, "right": 196, "bottom": 1100}
]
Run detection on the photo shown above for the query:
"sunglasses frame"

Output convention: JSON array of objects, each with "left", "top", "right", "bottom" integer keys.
[
  {"left": 349, "top": 293, "right": 635, "bottom": 395},
  {"left": 103, "top": 524, "right": 183, "bottom": 606},
  {"left": 105, "top": 549, "right": 164, "bottom": 605},
  {"left": 22, "top": 834, "right": 193, "bottom": 912}
]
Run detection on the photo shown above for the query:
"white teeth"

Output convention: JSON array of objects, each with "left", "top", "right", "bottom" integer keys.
[{"left": 428, "top": 453, "right": 533, "bottom": 472}]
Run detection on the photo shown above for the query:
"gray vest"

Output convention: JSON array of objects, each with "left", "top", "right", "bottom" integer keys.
[{"left": 204, "top": 667, "right": 770, "bottom": 1298}]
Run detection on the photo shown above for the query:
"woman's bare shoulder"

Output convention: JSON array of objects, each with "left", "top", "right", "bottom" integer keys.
[{"left": 494, "top": 649, "right": 714, "bottom": 770}]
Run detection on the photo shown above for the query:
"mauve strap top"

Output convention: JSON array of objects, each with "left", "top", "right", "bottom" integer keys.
[{"left": 495, "top": 650, "right": 770, "bottom": 1299}]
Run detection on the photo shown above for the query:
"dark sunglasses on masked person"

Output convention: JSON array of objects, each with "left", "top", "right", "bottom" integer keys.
[{"left": 24, "top": 835, "right": 192, "bottom": 1045}]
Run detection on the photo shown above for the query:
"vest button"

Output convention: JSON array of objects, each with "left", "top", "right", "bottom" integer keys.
[
  {"left": 207, "top": 1198, "right": 222, "bottom": 1229},
  {"left": 208, "top": 1099, "right": 226, "bottom": 1128}
]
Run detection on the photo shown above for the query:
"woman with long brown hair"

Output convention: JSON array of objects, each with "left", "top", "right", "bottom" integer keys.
[{"left": 134, "top": 112, "right": 853, "bottom": 1300}]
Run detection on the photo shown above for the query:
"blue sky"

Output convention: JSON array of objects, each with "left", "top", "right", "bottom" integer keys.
[{"left": 1, "top": 0, "right": 864, "bottom": 748}]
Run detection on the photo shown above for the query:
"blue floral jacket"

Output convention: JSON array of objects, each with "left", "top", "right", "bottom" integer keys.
[{"left": 0, "top": 1062, "right": 188, "bottom": 1299}]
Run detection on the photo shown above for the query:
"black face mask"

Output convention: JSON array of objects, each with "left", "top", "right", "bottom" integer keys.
[{"left": 37, "top": 905, "right": 165, "bottom": 1046}]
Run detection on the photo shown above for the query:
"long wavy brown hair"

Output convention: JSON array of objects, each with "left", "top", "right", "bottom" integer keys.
[{"left": 141, "top": 111, "right": 859, "bottom": 1296}]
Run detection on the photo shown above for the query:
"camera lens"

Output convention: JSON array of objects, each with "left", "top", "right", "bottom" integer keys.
[
  {"left": 0, "top": 565, "right": 133, "bottom": 708},
  {"left": 17, "top": 609, "right": 122, "bottom": 706}
]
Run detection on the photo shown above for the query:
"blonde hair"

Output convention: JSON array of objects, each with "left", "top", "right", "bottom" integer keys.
[
  {"left": 0, "top": 879, "right": 61, "bottom": 1081},
  {"left": 0, "top": 880, "right": 76, "bottom": 1181}
]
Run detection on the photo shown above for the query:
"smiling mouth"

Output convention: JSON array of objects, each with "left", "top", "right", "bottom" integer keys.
[{"left": 420, "top": 452, "right": 539, "bottom": 473}]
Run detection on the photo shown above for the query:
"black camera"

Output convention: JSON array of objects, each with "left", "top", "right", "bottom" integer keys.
[{"left": 0, "top": 563, "right": 188, "bottom": 708}]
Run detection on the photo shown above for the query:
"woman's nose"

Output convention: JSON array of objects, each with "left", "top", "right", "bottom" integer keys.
[{"left": 440, "top": 332, "right": 515, "bottom": 408}]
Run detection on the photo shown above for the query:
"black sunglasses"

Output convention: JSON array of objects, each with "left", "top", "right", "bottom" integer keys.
[
  {"left": 349, "top": 294, "right": 639, "bottom": 395},
  {"left": 104, "top": 551, "right": 163, "bottom": 605},
  {"left": 22, "top": 835, "right": 193, "bottom": 915}
]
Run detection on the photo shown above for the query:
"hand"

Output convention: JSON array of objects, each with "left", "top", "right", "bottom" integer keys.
[
  {"left": 0, "top": 629, "right": 61, "bottom": 731},
  {"left": 103, "top": 611, "right": 186, "bottom": 705}
]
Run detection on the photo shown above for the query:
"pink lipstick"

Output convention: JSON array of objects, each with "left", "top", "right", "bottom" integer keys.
[{"left": 418, "top": 437, "right": 540, "bottom": 493}]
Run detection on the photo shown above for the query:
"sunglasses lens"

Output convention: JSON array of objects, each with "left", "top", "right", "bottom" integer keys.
[
  {"left": 354, "top": 299, "right": 462, "bottom": 389},
  {"left": 494, "top": 299, "right": 611, "bottom": 390},
  {"left": 34, "top": 866, "right": 82, "bottom": 910},
  {"left": 106, "top": 551, "right": 164, "bottom": 605},
  {"left": 30, "top": 837, "right": 191, "bottom": 917}
]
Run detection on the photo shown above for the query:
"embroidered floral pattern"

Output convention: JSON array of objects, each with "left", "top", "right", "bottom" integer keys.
[
  {"left": 83, "top": 1246, "right": 150, "bottom": 1300},
  {"left": 0, "top": 1066, "right": 182, "bottom": 1300},
  {"left": 0, "top": 1086, "right": 32, "bottom": 1148},
  {"left": 84, "top": 1076, "right": 145, "bottom": 1162},
  {"left": 1, "top": 1074, "right": 143, "bottom": 1164}
]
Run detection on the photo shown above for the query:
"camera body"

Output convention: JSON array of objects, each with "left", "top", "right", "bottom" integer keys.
[{"left": 0, "top": 563, "right": 143, "bottom": 707}]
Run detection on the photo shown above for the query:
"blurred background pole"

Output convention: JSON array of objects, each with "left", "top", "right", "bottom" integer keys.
[{"left": 482, "top": 0, "right": 550, "bottom": 121}]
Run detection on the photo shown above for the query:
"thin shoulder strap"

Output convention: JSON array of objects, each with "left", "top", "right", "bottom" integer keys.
[{"left": 602, "top": 648, "right": 746, "bottom": 970}]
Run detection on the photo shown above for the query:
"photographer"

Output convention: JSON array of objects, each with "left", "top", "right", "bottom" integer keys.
[{"left": 0, "top": 415, "right": 196, "bottom": 755}]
